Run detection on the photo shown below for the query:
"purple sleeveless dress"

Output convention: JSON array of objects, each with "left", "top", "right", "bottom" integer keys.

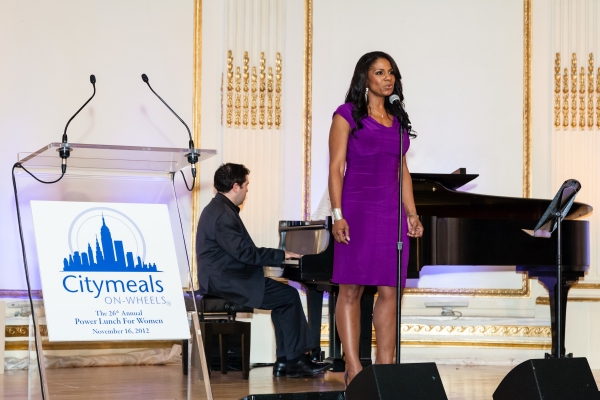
[{"left": 331, "top": 102, "right": 410, "bottom": 288}]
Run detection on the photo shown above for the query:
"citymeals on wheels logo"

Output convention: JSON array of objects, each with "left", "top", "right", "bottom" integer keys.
[
  {"left": 31, "top": 201, "right": 189, "bottom": 342},
  {"left": 62, "top": 207, "right": 164, "bottom": 300}
]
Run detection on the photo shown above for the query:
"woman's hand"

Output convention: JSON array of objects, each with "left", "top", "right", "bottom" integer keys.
[
  {"left": 407, "top": 215, "right": 423, "bottom": 238},
  {"left": 333, "top": 219, "right": 350, "bottom": 244}
]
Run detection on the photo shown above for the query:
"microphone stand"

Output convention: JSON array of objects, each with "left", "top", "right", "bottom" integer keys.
[{"left": 394, "top": 102, "right": 406, "bottom": 365}]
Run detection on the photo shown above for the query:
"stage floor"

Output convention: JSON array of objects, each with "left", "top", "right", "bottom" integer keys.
[{"left": 2, "top": 363, "right": 600, "bottom": 399}]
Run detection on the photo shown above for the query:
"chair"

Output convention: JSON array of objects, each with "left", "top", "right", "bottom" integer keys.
[{"left": 182, "top": 293, "right": 253, "bottom": 379}]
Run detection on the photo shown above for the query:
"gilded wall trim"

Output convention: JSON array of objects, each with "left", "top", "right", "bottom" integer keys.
[
  {"left": 572, "top": 282, "right": 600, "bottom": 290},
  {"left": 404, "top": 272, "right": 530, "bottom": 298},
  {"left": 320, "top": 322, "right": 550, "bottom": 339},
  {"left": 301, "top": 0, "right": 313, "bottom": 221},
  {"left": 536, "top": 296, "right": 600, "bottom": 305},
  {"left": 190, "top": 0, "right": 202, "bottom": 290},
  {"left": 5, "top": 324, "right": 178, "bottom": 350},
  {"left": 522, "top": 0, "right": 532, "bottom": 198},
  {"left": 401, "top": 324, "right": 550, "bottom": 337},
  {"left": 5, "top": 339, "right": 179, "bottom": 352},
  {"left": 320, "top": 339, "right": 550, "bottom": 350}
]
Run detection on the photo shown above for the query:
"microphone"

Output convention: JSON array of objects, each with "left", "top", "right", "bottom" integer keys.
[
  {"left": 141, "top": 74, "right": 198, "bottom": 186},
  {"left": 388, "top": 94, "right": 411, "bottom": 130},
  {"left": 59, "top": 74, "right": 97, "bottom": 173}
]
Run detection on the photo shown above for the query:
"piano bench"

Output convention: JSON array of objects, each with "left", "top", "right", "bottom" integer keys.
[{"left": 182, "top": 293, "right": 253, "bottom": 380}]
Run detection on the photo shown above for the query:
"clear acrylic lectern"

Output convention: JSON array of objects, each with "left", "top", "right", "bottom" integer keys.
[{"left": 13, "top": 142, "right": 216, "bottom": 400}]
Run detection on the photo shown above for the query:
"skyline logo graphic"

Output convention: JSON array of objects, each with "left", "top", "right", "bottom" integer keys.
[{"left": 63, "top": 207, "right": 160, "bottom": 272}]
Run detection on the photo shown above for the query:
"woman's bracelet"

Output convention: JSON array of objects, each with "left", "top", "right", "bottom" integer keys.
[
  {"left": 332, "top": 208, "right": 344, "bottom": 222},
  {"left": 407, "top": 213, "right": 418, "bottom": 217}
]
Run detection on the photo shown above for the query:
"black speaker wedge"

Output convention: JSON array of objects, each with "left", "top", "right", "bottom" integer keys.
[
  {"left": 345, "top": 363, "right": 448, "bottom": 400},
  {"left": 493, "top": 357, "right": 600, "bottom": 400}
]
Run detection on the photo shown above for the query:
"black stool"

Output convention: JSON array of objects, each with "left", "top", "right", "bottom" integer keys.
[{"left": 182, "top": 293, "right": 253, "bottom": 379}]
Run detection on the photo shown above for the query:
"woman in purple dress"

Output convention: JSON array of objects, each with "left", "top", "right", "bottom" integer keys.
[{"left": 328, "top": 51, "right": 423, "bottom": 384}]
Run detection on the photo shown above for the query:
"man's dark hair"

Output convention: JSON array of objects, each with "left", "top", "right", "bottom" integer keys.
[{"left": 214, "top": 163, "right": 250, "bottom": 193}]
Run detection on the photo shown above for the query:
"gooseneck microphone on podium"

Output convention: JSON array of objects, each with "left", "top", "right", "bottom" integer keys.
[
  {"left": 141, "top": 74, "right": 198, "bottom": 191},
  {"left": 60, "top": 74, "right": 97, "bottom": 174}
]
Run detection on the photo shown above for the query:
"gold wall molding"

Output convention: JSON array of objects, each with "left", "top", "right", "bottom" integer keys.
[
  {"left": 590, "top": 54, "right": 596, "bottom": 127},
  {"left": 536, "top": 296, "right": 600, "bottom": 305},
  {"left": 5, "top": 324, "right": 178, "bottom": 351},
  {"left": 320, "top": 322, "right": 549, "bottom": 339},
  {"left": 523, "top": 0, "right": 532, "bottom": 198},
  {"left": 5, "top": 339, "right": 178, "bottom": 352},
  {"left": 401, "top": 324, "right": 550, "bottom": 338},
  {"left": 301, "top": 0, "right": 313, "bottom": 221},
  {"left": 6, "top": 325, "right": 31, "bottom": 338},
  {"left": 571, "top": 282, "right": 600, "bottom": 290},
  {"left": 320, "top": 338, "right": 550, "bottom": 350},
  {"left": 597, "top": 66, "right": 600, "bottom": 128},
  {"left": 190, "top": 0, "right": 202, "bottom": 291},
  {"left": 554, "top": 53, "right": 561, "bottom": 127},
  {"left": 404, "top": 272, "right": 530, "bottom": 298}
]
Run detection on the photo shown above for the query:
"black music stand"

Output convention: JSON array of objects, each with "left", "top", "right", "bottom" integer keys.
[{"left": 524, "top": 179, "right": 581, "bottom": 358}]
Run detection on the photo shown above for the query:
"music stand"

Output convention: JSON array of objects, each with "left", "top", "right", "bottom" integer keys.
[{"left": 523, "top": 179, "right": 581, "bottom": 358}]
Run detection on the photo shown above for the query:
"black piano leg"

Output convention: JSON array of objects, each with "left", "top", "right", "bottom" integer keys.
[
  {"left": 538, "top": 276, "right": 577, "bottom": 358},
  {"left": 325, "top": 289, "right": 345, "bottom": 372},
  {"left": 302, "top": 284, "right": 325, "bottom": 362},
  {"left": 359, "top": 286, "right": 376, "bottom": 367}
]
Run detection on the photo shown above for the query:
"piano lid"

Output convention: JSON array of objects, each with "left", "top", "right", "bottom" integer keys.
[
  {"left": 411, "top": 172, "right": 479, "bottom": 190},
  {"left": 413, "top": 173, "right": 592, "bottom": 220}
]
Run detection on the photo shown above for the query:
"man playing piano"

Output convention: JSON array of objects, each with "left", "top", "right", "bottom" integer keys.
[{"left": 196, "top": 163, "right": 330, "bottom": 378}]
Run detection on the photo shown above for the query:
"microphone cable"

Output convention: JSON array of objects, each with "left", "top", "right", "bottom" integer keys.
[
  {"left": 10, "top": 74, "right": 96, "bottom": 400},
  {"left": 11, "top": 163, "right": 50, "bottom": 400}
]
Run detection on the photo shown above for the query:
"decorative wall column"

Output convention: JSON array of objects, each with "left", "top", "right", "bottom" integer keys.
[
  {"left": 552, "top": 0, "right": 600, "bottom": 282},
  {"left": 223, "top": 0, "right": 285, "bottom": 247}
]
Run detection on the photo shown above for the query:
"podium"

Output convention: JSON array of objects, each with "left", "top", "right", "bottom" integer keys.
[{"left": 13, "top": 142, "right": 216, "bottom": 399}]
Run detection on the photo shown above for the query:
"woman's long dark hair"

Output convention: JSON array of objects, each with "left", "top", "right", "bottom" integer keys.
[{"left": 345, "top": 51, "right": 416, "bottom": 138}]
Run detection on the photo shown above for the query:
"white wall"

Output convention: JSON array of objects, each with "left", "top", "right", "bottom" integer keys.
[{"left": 0, "top": 0, "right": 194, "bottom": 289}]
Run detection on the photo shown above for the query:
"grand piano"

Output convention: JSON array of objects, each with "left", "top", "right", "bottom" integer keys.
[{"left": 274, "top": 170, "right": 592, "bottom": 367}]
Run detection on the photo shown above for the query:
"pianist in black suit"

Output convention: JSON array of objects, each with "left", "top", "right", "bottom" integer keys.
[{"left": 196, "top": 163, "right": 330, "bottom": 378}]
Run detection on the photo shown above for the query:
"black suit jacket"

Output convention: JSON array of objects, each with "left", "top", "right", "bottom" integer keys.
[{"left": 196, "top": 193, "right": 285, "bottom": 308}]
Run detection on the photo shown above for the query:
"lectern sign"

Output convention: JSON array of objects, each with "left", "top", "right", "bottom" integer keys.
[{"left": 31, "top": 201, "right": 189, "bottom": 341}]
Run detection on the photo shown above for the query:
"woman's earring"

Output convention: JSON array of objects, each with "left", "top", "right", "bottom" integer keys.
[{"left": 365, "top": 87, "right": 369, "bottom": 103}]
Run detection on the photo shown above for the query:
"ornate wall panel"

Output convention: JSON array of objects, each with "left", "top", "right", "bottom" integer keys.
[
  {"left": 222, "top": 0, "right": 285, "bottom": 248},
  {"left": 551, "top": 0, "right": 600, "bottom": 283}
]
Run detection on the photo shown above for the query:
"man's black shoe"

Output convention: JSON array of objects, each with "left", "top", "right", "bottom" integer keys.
[
  {"left": 285, "top": 356, "right": 331, "bottom": 378},
  {"left": 273, "top": 361, "right": 286, "bottom": 377}
]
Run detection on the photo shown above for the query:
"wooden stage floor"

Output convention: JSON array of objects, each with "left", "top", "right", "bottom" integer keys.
[{"left": 2, "top": 363, "right": 600, "bottom": 399}]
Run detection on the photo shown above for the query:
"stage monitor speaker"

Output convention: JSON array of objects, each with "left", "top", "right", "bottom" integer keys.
[
  {"left": 493, "top": 357, "right": 600, "bottom": 400},
  {"left": 345, "top": 363, "right": 448, "bottom": 400}
]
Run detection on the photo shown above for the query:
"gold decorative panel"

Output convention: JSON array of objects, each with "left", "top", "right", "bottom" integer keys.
[
  {"left": 226, "top": 51, "right": 282, "bottom": 130},
  {"left": 552, "top": 0, "right": 599, "bottom": 130}
]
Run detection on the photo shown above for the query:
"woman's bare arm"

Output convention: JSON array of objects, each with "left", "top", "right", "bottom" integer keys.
[
  {"left": 401, "top": 157, "right": 423, "bottom": 238},
  {"left": 328, "top": 114, "right": 351, "bottom": 244}
]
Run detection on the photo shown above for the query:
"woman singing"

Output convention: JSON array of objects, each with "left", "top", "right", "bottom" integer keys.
[{"left": 328, "top": 51, "right": 424, "bottom": 385}]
